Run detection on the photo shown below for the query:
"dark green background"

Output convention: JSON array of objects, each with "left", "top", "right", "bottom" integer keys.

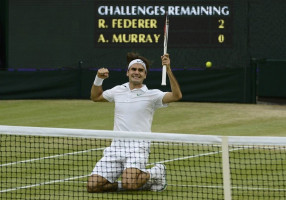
[
  {"left": 0, "top": 68, "right": 256, "bottom": 103},
  {"left": 0, "top": 0, "right": 285, "bottom": 102}
]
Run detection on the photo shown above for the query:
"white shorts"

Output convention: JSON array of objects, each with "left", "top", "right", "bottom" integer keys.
[{"left": 91, "top": 147, "right": 149, "bottom": 183}]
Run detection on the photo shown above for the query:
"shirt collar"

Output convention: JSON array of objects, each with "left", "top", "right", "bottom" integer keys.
[{"left": 123, "top": 82, "right": 148, "bottom": 92}]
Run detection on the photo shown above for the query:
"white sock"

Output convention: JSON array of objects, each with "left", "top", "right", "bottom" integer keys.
[
  {"left": 117, "top": 181, "right": 125, "bottom": 191},
  {"left": 147, "top": 166, "right": 159, "bottom": 180}
]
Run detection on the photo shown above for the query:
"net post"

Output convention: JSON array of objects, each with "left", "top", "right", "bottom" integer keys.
[{"left": 222, "top": 136, "right": 232, "bottom": 200}]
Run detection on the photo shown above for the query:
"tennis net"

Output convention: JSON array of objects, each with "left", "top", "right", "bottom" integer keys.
[{"left": 1, "top": 125, "right": 286, "bottom": 200}]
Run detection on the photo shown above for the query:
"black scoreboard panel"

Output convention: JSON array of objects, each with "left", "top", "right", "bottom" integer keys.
[
  {"left": 95, "top": 2, "right": 232, "bottom": 48},
  {"left": 7, "top": 0, "right": 249, "bottom": 70},
  {"left": 94, "top": 0, "right": 248, "bottom": 69}
]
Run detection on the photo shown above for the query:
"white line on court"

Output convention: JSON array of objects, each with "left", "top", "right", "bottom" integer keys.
[
  {"left": 1, "top": 147, "right": 220, "bottom": 193},
  {"left": 1, "top": 146, "right": 284, "bottom": 193},
  {"left": 0, "top": 175, "right": 88, "bottom": 193},
  {"left": 0, "top": 147, "right": 106, "bottom": 193},
  {"left": 0, "top": 147, "right": 105, "bottom": 167},
  {"left": 167, "top": 184, "right": 286, "bottom": 191}
]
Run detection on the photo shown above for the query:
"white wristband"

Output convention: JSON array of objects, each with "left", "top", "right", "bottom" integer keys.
[{"left": 93, "top": 75, "right": 104, "bottom": 86}]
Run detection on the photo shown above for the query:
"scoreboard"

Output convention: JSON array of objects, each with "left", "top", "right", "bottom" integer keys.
[
  {"left": 95, "top": 2, "right": 233, "bottom": 48},
  {"left": 7, "top": 0, "right": 249, "bottom": 70},
  {"left": 92, "top": 0, "right": 249, "bottom": 70}
]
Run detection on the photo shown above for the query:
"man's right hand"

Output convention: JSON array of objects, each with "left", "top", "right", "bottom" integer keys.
[{"left": 97, "top": 68, "right": 109, "bottom": 79}]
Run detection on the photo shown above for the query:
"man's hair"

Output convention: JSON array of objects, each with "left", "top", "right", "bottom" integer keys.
[{"left": 127, "top": 52, "right": 150, "bottom": 72}]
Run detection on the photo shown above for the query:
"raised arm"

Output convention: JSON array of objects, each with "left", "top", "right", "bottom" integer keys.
[
  {"left": 90, "top": 68, "right": 109, "bottom": 102},
  {"left": 161, "top": 54, "right": 182, "bottom": 104}
]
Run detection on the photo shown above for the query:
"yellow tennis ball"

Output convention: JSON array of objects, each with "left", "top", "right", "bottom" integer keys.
[{"left": 206, "top": 61, "right": 212, "bottom": 68}]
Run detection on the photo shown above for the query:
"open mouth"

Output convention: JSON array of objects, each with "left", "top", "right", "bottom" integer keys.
[{"left": 132, "top": 75, "right": 141, "bottom": 80}]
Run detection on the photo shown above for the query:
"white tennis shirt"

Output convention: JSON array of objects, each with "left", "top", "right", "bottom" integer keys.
[{"left": 102, "top": 82, "right": 168, "bottom": 149}]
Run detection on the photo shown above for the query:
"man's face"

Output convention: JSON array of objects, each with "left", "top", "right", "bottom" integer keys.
[{"left": 126, "top": 63, "right": 147, "bottom": 85}]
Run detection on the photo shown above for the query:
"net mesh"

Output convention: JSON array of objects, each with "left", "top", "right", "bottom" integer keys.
[{"left": 1, "top": 125, "right": 286, "bottom": 200}]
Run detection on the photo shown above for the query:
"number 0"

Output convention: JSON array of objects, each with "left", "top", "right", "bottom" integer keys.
[{"left": 218, "top": 34, "right": 225, "bottom": 43}]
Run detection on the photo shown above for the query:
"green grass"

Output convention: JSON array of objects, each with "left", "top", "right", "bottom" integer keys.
[
  {"left": 1, "top": 100, "right": 286, "bottom": 199},
  {"left": 0, "top": 100, "right": 286, "bottom": 136}
]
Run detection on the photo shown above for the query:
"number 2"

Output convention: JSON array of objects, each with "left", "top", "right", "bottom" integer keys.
[{"left": 218, "top": 19, "right": 224, "bottom": 29}]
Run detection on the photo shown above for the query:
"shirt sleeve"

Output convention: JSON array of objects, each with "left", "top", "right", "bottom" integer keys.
[
  {"left": 154, "top": 90, "right": 168, "bottom": 109},
  {"left": 102, "top": 86, "right": 117, "bottom": 102}
]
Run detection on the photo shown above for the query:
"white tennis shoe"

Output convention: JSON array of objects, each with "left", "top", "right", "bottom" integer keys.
[{"left": 150, "top": 164, "right": 167, "bottom": 192}]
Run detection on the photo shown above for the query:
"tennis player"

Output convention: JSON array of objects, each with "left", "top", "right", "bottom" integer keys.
[{"left": 87, "top": 52, "right": 182, "bottom": 193}]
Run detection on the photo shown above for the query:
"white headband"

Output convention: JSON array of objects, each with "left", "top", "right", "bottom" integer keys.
[{"left": 128, "top": 59, "right": 147, "bottom": 71}]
